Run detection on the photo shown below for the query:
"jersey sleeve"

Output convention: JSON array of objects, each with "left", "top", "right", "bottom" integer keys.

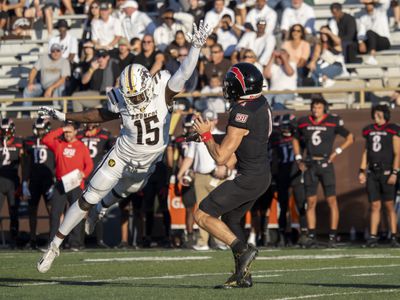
[
  {"left": 153, "top": 70, "right": 172, "bottom": 111},
  {"left": 228, "top": 105, "right": 250, "bottom": 130},
  {"left": 334, "top": 115, "right": 350, "bottom": 137},
  {"left": 362, "top": 125, "right": 371, "bottom": 139},
  {"left": 186, "top": 141, "right": 195, "bottom": 159},
  {"left": 106, "top": 88, "right": 121, "bottom": 114}
]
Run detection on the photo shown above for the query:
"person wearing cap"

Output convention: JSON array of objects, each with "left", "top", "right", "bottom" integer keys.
[
  {"left": 245, "top": 0, "right": 277, "bottom": 37},
  {"left": 23, "top": 44, "right": 70, "bottom": 112},
  {"left": 119, "top": 0, "right": 155, "bottom": 41},
  {"left": 235, "top": 18, "right": 276, "bottom": 66},
  {"left": 91, "top": 2, "right": 122, "bottom": 50},
  {"left": 281, "top": 0, "right": 316, "bottom": 37},
  {"left": 177, "top": 110, "right": 230, "bottom": 250},
  {"left": 49, "top": 20, "right": 79, "bottom": 64},
  {"left": 109, "top": 37, "right": 135, "bottom": 72}
]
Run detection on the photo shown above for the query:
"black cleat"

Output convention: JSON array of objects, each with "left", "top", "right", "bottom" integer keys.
[
  {"left": 391, "top": 237, "right": 400, "bottom": 248},
  {"left": 235, "top": 244, "right": 258, "bottom": 284},
  {"left": 304, "top": 236, "right": 318, "bottom": 249},
  {"left": 214, "top": 273, "right": 253, "bottom": 289},
  {"left": 327, "top": 236, "right": 337, "bottom": 248},
  {"left": 364, "top": 236, "right": 378, "bottom": 248}
]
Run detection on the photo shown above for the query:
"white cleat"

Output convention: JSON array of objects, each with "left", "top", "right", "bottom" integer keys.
[
  {"left": 85, "top": 206, "right": 106, "bottom": 235},
  {"left": 37, "top": 242, "right": 60, "bottom": 273}
]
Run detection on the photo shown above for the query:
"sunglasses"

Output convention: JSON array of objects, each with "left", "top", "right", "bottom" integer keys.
[
  {"left": 211, "top": 51, "right": 221, "bottom": 54},
  {"left": 91, "top": 5, "right": 99, "bottom": 9},
  {"left": 243, "top": 55, "right": 255, "bottom": 59},
  {"left": 163, "top": 17, "right": 174, "bottom": 20},
  {"left": 51, "top": 49, "right": 61, "bottom": 52},
  {"left": 292, "top": 29, "right": 301, "bottom": 32},
  {"left": 142, "top": 40, "right": 153, "bottom": 44},
  {"left": 178, "top": 54, "right": 188, "bottom": 57}
]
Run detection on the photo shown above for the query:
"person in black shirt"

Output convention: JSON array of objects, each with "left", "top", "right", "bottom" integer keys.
[
  {"left": 293, "top": 95, "right": 354, "bottom": 248},
  {"left": 23, "top": 118, "right": 55, "bottom": 249},
  {"left": 193, "top": 63, "right": 272, "bottom": 288},
  {"left": 109, "top": 38, "right": 135, "bottom": 73},
  {"left": 0, "top": 118, "right": 23, "bottom": 248},
  {"left": 134, "top": 34, "right": 165, "bottom": 75},
  {"left": 359, "top": 105, "right": 400, "bottom": 247}
]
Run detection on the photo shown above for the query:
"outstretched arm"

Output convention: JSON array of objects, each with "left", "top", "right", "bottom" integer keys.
[{"left": 39, "top": 107, "right": 119, "bottom": 123}]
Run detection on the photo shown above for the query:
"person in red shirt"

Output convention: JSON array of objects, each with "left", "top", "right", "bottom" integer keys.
[{"left": 42, "top": 122, "right": 93, "bottom": 250}]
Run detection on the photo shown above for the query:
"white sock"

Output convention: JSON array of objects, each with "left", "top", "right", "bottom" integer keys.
[
  {"left": 56, "top": 200, "right": 87, "bottom": 246},
  {"left": 52, "top": 236, "right": 64, "bottom": 248}
]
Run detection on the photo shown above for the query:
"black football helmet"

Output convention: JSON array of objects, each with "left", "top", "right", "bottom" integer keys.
[
  {"left": 223, "top": 62, "right": 263, "bottom": 101},
  {"left": 33, "top": 117, "right": 51, "bottom": 137},
  {"left": 280, "top": 114, "right": 296, "bottom": 137},
  {"left": 1, "top": 118, "right": 15, "bottom": 139},
  {"left": 84, "top": 123, "right": 100, "bottom": 131}
]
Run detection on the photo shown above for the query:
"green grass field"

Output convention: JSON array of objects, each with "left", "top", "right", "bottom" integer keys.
[{"left": 2, "top": 247, "right": 400, "bottom": 299}]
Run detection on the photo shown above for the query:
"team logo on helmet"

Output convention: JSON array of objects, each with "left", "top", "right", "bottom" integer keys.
[
  {"left": 230, "top": 67, "right": 246, "bottom": 93},
  {"left": 108, "top": 159, "right": 116, "bottom": 167}
]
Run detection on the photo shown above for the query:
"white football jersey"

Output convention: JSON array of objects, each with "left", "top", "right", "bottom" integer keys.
[{"left": 107, "top": 70, "right": 172, "bottom": 167}]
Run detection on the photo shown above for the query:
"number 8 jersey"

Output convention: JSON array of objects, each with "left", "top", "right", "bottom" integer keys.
[
  {"left": 295, "top": 114, "right": 350, "bottom": 157},
  {"left": 362, "top": 123, "right": 400, "bottom": 165},
  {"left": 107, "top": 70, "right": 172, "bottom": 166}
]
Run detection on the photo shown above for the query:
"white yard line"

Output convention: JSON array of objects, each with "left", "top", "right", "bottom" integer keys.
[
  {"left": 257, "top": 254, "right": 400, "bottom": 260},
  {"left": 272, "top": 289, "right": 400, "bottom": 300},
  {"left": 344, "top": 273, "right": 387, "bottom": 277},
  {"left": 83, "top": 256, "right": 212, "bottom": 262},
  {"left": 50, "top": 275, "right": 91, "bottom": 280}
]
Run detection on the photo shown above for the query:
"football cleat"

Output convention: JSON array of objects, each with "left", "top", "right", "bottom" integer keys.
[
  {"left": 235, "top": 244, "right": 258, "bottom": 284},
  {"left": 85, "top": 206, "right": 106, "bottom": 235},
  {"left": 391, "top": 237, "right": 400, "bottom": 248},
  {"left": 364, "top": 236, "right": 378, "bottom": 248},
  {"left": 37, "top": 242, "right": 60, "bottom": 273},
  {"left": 215, "top": 272, "right": 253, "bottom": 289}
]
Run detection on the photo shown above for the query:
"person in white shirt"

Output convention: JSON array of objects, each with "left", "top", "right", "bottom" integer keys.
[
  {"left": 91, "top": 2, "right": 122, "bottom": 50},
  {"left": 204, "top": 0, "right": 235, "bottom": 30},
  {"left": 264, "top": 49, "right": 297, "bottom": 109},
  {"left": 216, "top": 14, "right": 239, "bottom": 57},
  {"left": 245, "top": 0, "right": 277, "bottom": 37},
  {"left": 358, "top": 1, "right": 391, "bottom": 65},
  {"left": 48, "top": 20, "right": 79, "bottom": 64},
  {"left": 177, "top": 109, "right": 230, "bottom": 251},
  {"left": 119, "top": 0, "right": 155, "bottom": 41},
  {"left": 196, "top": 74, "right": 227, "bottom": 113},
  {"left": 235, "top": 18, "right": 276, "bottom": 66},
  {"left": 153, "top": 8, "right": 194, "bottom": 52},
  {"left": 281, "top": 0, "right": 315, "bottom": 37}
]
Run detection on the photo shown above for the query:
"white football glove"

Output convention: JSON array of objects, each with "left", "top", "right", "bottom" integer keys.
[
  {"left": 22, "top": 181, "right": 31, "bottom": 199},
  {"left": 38, "top": 106, "right": 66, "bottom": 121},
  {"left": 186, "top": 20, "right": 211, "bottom": 48}
]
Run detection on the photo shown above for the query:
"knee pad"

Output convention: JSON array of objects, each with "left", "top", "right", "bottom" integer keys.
[{"left": 78, "top": 196, "right": 94, "bottom": 211}]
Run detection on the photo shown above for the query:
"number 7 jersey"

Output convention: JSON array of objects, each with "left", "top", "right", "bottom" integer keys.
[{"left": 107, "top": 70, "right": 172, "bottom": 166}]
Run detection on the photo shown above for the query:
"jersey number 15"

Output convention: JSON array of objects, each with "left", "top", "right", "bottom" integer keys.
[{"left": 134, "top": 115, "right": 160, "bottom": 146}]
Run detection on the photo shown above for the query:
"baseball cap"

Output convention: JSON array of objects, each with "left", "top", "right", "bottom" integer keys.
[
  {"left": 55, "top": 19, "right": 69, "bottom": 29},
  {"left": 95, "top": 49, "right": 109, "bottom": 57},
  {"left": 256, "top": 18, "right": 267, "bottom": 25},
  {"left": 118, "top": 38, "right": 129, "bottom": 46},
  {"left": 50, "top": 43, "right": 62, "bottom": 52},
  {"left": 99, "top": 2, "right": 110, "bottom": 10},
  {"left": 120, "top": 0, "right": 138, "bottom": 9},
  {"left": 202, "top": 109, "right": 218, "bottom": 121}
]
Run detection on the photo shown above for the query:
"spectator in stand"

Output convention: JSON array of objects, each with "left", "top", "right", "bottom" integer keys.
[
  {"left": 0, "top": 1, "right": 7, "bottom": 37},
  {"left": 82, "top": 1, "right": 100, "bottom": 41},
  {"left": 70, "top": 41, "right": 96, "bottom": 93},
  {"left": 72, "top": 49, "right": 118, "bottom": 111},
  {"left": 91, "top": 2, "right": 122, "bottom": 50},
  {"left": 281, "top": 0, "right": 315, "bottom": 38},
  {"left": 308, "top": 26, "right": 345, "bottom": 87},
  {"left": 235, "top": 18, "right": 276, "bottom": 67},
  {"left": 282, "top": 24, "right": 311, "bottom": 85},
  {"left": 109, "top": 37, "right": 135, "bottom": 72},
  {"left": 245, "top": 0, "right": 277, "bottom": 37},
  {"left": 23, "top": 43, "right": 70, "bottom": 108},
  {"left": 135, "top": 34, "right": 165, "bottom": 75},
  {"left": 216, "top": 14, "right": 239, "bottom": 58},
  {"left": 240, "top": 48, "right": 268, "bottom": 89},
  {"left": 188, "top": 0, "right": 205, "bottom": 25},
  {"left": 328, "top": 3, "right": 358, "bottom": 66},
  {"left": 153, "top": 8, "right": 193, "bottom": 52},
  {"left": 119, "top": 0, "right": 155, "bottom": 41},
  {"left": 42, "top": 122, "right": 93, "bottom": 250},
  {"left": 358, "top": 0, "right": 391, "bottom": 65},
  {"left": 130, "top": 37, "right": 141, "bottom": 55},
  {"left": 42, "top": 0, "right": 63, "bottom": 37},
  {"left": 200, "top": 32, "right": 217, "bottom": 63},
  {"left": 393, "top": 0, "right": 400, "bottom": 31},
  {"left": 49, "top": 20, "right": 79, "bottom": 64},
  {"left": 164, "top": 30, "right": 190, "bottom": 61},
  {"left": 204, "top": 0, "right": 235, "bottom": 30},
  {"left": 199, "top": 43, "right": 231, "bottom": 87},
  {"left": 264, "top": 49, "right": 297, "bottom": 109},
  {"left": 197, "top": 74, "right": 226, "bottom": 113},
  {"left": 1, "top": 0, "right": 25, "bottom": 19}
]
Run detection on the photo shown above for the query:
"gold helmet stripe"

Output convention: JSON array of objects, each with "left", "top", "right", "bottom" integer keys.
[{"left": 126, "top": 64, "right": 137, "bottom": 94}]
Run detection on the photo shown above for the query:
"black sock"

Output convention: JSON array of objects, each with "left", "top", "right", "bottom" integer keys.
[
  {"left": 329, "top": 230, "right": 337, "bottom": 240},
  {"left": 230, "top": 239, "right": 247, "bottom": 255},
  {"left": 308, "top": 229, "right": 316, "bottom": 239}
]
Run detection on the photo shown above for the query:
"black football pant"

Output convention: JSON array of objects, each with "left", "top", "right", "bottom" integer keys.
[
  {"left": 0, "top": 176, "right": 19, "bottom": 240},
  {"left": 49, "top": 181, "right": 83, "bottom": 247},
  {"left": 28, "top": 177, "right": 53, "bottom": 242}
]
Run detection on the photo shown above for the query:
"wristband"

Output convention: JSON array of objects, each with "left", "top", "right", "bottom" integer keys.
[
  {"left": 200, "top": 131, "right": 212, "bottom": 143},
  {"left": 335, "top": 147, "right": 343, "bottom": 155},
  {"left": 392, "top": 169, "right": 399, "bottom": 175},
  {"left": 295, "top": 154, "right": 302, "bottom": 161}
]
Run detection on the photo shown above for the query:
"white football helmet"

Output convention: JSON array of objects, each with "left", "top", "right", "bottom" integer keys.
[{"left": 119, "top": 64, "right": 153, "bottom": 114}]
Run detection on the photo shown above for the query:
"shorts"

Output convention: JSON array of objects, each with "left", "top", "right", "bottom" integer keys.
[
  {"left": 181, "top": 185, "right": 196, "bottom": 208},
  {"left": 304, "top": 161, "right": 336, "bottom": 197},
  {"left": 367, "top": 170, "right": 396, "bottom": 202},
  {"left": 200, "top": 172, "right": 271, "bottom": 218}
]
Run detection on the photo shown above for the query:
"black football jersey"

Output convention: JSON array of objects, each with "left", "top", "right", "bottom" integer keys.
[
  {"left": 77, "top": 128, "right": 112, "bottom": 166},
  {"left": 295, "top": 114, "right": 350, "bottom": 157},
  {"left": 228, "top": 95, "right": 272, "bottom": 175},
  {"left": 0, "top": 137, "right": 23, "bottom": 178},
  {"left": 362, "top": 123, "right": 400, "bottom": 165},
  {"left": 23, "top": 136, "right": 55, "bottom": 180},
  {"left": 270, "top": 129, "right": 295, "bottom": 165}
]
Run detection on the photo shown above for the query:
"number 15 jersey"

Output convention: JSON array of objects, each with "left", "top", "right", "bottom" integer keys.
[{"left": 107, "top": 71, "right": 172, "bottom": 167}]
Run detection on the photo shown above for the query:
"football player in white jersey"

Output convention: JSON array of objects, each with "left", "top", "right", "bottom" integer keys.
[{"left": 36, "top": 20, "right": 210, "bottom": 273}]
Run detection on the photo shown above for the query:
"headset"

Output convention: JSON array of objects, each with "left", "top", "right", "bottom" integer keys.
[{"left": 371, "top": 104, "right": 390, "bottom": 122}]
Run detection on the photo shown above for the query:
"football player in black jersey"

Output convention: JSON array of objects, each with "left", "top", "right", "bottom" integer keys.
[
  {"left": 23, "top": 118, "right": 55, "bottom": 249},
  {"left": 193, "top": 63, "right": 272, "bottom": 288},
  {"left": 0, "top": 118, "right": 23, "bottom": 248},
  {"left": 293, "top": 95, "right": 354, "bottom": 248},
  {"left": 359, "top": 105, "right": 400, "bottom": 247}
]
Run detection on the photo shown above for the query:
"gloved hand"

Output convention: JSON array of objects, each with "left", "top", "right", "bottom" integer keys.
[
  {"left": 186, "top": 20, "right": 211, "bottom": 49},
  {"left": 38, "top": 106, "right": 66, "bottom": 121}
]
